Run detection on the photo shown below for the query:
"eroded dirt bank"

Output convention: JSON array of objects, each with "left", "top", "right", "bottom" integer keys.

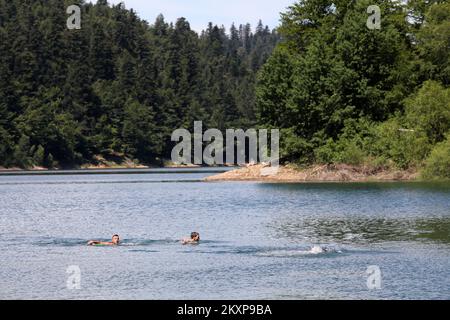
[{"left": 204, "top": 164, "right": 419, "bottom": 182}]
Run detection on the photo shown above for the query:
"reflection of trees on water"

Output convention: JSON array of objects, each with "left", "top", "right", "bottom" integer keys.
[
  {"left": 271, "top": 217, "right": 450, "bottom": 244},
  {"left": 414, "top": 219, "right": 450, "bottom": 243}
]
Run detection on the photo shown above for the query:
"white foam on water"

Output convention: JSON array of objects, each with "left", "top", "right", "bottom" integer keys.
[
  {"left": 255, "top": 246, "right": 336, "bottom": 257},
  {"left": 309, "top": 245, "right": 325, "bottom": 254}
]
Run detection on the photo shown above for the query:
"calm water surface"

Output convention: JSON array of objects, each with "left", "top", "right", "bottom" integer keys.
[{"left": 0, "top": 171, "right": 449, "bottom": 299}]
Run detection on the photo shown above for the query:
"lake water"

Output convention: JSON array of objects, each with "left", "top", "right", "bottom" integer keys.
[{"left": 0, "top": 170, "right": 449, "bottom": 300}]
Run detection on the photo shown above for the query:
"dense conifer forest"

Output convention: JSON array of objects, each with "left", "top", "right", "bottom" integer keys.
[
  {"left": 0, "top": 0, "right": 449, "bottom": 178},
  {"left": 0, "top": 0, "right": 279, "bottom": 167}
]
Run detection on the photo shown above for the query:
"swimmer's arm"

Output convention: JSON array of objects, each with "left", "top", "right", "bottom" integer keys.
[
  {"left": 181, "top": 238, "right": 200, "bottom": 245},
  {"left": 88, "top": 240, "right": 113, "bottom": 246},
  {"left": 181, "top": 238, "right": 193, "bottom": 245}
]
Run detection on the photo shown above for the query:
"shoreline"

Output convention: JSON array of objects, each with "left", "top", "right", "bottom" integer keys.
[
  {"left": 0, "top": 161, "right": 204, "bottom": 173},
  {"left": 0, "top": 163, "right": 428, "bottom": 182},
  {"left": 203, "top": 164, "right": 420, "bottom": 183},
  {"left": 0, "top": 166, "right": 234, "bottom": 176},
  {"left": 0, "top": 154, "right": 206, "bottom": 173}
]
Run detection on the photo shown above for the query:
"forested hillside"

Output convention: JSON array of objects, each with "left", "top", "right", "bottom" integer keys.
[
  {"left": 0, "top": 0, "right": 279, "bottom": 168},
  {"left": 1, "top": 0, "right": 449, "bottom": 179},
  {"left": 256, "top": 0, "right": 450, "bottom": 179}
]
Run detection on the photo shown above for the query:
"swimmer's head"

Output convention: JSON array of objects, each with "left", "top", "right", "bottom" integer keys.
[
  {"left": 190, "top": 232, "right": 200, "bottom": 242},
  {"left": 112, "top": 234, "right": 120, "bottom": 245}
]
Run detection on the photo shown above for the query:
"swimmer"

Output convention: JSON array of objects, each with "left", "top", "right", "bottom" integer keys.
[
  {"left": 182, "top": 232, "right": 200, "bottom": 245},
  {"left": 88, "top": 234, "right": 120, "bottom": 246}
]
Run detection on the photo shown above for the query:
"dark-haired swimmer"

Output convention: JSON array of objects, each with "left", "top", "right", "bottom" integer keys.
[
  {"left": 88, "top": 234, "right": 120, "bottom": 246},
  {"left": 182, "top": 232, "right": 200, "bottom": 245}
]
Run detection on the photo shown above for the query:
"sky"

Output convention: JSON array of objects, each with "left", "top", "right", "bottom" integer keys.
[{"left": 106, "top": 0, "right": 294, "bottom": 33}]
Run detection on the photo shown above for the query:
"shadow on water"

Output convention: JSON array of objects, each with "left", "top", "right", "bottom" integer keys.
[
  {"left": 120, "top": 239, "right": 180, "bottom": 246},
  {"left": 257, "top": 181, "right": 450, "bottom": 245},
  {"left": 0, "top": 180, "right": 204, "bottom": 186},
  {"left": 31, "top": 237, "right": 87, "bottom": 247},
  {"left": 271, "top": 217, "right": 450, "bottom": 244},
  {"left": 258, "top": 181, "right": 450, "bottom": 193}
]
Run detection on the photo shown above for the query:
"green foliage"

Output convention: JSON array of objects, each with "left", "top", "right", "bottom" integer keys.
[
  {"left": 46, "top": 153, "right": 55, "bottom": 169},
  {"left": 257, "top": 0, "right": 416, "bottom": 160},
  {"left": 404, "top": 81, "right": 450, "bottom": 144},
  {"left": 416, "top": 2, "right": 450, "bottom": 85},
  {"left": 280, "top": 128, "right": 315, "bottom": 164},
  {"left": 315, "top": 116, "right": 432, "bottom": 169},
  {"left": 32, "top": 145, "right": 45, "bottom": 167},
  {"left": 0, "top": 125, "right": 13, "bottom": 166},
  {"left": 422, "top": 136, "right": 450, "bottom": 180},
  {"left": 256, "top": 47, "right": 296, "bottom": 129},
  {"left": 372, "top": 118, "right": 430, "bottom": 169},
  {"left": 13, "top": 135, "right": 32, "bottom": 168},
  {"left": 0, "top": 1, "right": 280, "bottom": 168},
  {"left": 315, "top": 119, "right": 374, "bottom": 166},
  {"left": 2, "top": 0, "right": 448, "bottom": 176},
  {"left": 122, "top": 100, "right": 159, "bottom": 162},
  {"left": 315, "top": 139, "right": 366, "bottom": 166},
  {"left": 256, "top": 0, "right": 450, "bottom": 177}
]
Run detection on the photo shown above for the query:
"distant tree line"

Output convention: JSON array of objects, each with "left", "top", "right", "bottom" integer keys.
[{"left": 0, "top": 0, "right": 280, "bottom": 168}]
